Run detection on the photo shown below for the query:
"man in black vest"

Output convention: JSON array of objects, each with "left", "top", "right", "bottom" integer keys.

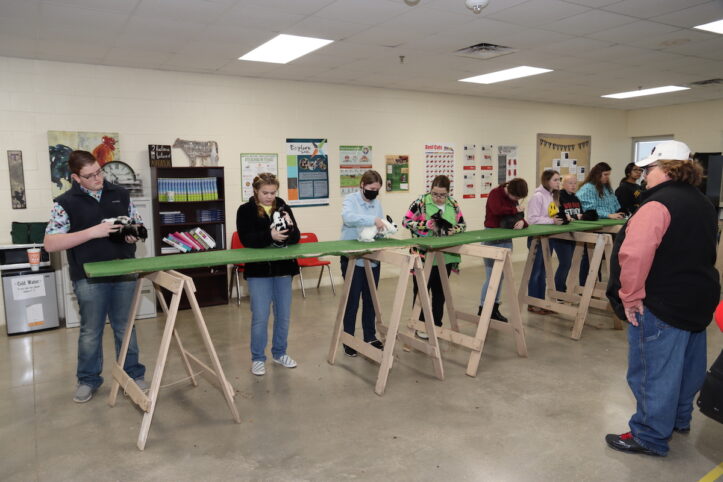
[
  {"left": 606, "top": 140, "right": 719, "bottom": 456},
  {"left": 44, "top": 150, "right": 146, "bottom": 403}
]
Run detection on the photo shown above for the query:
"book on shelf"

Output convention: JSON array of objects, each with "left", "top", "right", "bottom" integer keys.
[
  {"left": 191, "top": 227, "right": 217, "bottom": 249},
  {"left": 162, "top": 236, "right": 191, "bottom": 253},
  {"left": 161, "top": 246, "right": 182, "bottom": 254},
  {"left": 157, "top": 177, "right": 219, "bottom": 202},
  {"left": 159, "top": 210, "right": 186, "bottom": 224},
  {"left": 161, "top": 227, "right": 217, "bottom": 253}
]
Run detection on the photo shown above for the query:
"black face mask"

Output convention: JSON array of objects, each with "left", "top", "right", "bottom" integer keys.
[{"left": 363, "top": 188, "right": 379, "bottom": 200}]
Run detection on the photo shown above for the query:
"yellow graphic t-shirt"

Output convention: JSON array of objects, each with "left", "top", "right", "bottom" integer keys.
[{"left": 548, "top": 202, "right": 559, "bottom": 218}]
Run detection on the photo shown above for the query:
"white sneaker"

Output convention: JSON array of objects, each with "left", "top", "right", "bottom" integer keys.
[
  {"left": 272, "top": 354, "right": 297, "bottom": 369},
  {"left": 251, "top": 360, "right": 266, "bottom": 376},
  {"left": 415, "top": 329, "right": 429, "bottom": 340}
]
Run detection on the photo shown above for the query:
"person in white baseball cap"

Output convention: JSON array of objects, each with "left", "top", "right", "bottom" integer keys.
[
  {"left": 635, "top": 140, "right": 692, "bottom": 167},
  {"left": 606, "top": 139, "right": 719, "bottom": 456}
]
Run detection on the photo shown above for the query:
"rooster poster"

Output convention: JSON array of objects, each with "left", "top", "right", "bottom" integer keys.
[{"left": 48, "top": 131, "right": 120, "bottom": 197}]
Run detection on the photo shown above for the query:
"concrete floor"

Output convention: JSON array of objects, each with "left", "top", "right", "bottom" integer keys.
[{"left": 1, "top": 265, "right": 722, "bottom": 481}]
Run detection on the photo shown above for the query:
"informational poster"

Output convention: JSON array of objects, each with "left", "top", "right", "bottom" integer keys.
[
  {"left": 11, "top": 275, "right": 46, "bottom": 301},
  {"left": 462, "top": 171, "right": 477, "bottom": 199},
  {"left": 499, "top": 145, "right": 518, "bottom": 182},
  {"left": 286, "top": 138, "right": 329, "bottom": 206},
  {"left": 241, "top": 153, "right": 278, "bottom": 201},
  {"left": 48, "top": 130, "right": 120, "bottom": 197},
  {"left": 537, "top": 134, "right": 591, "bottom": 183},
  {"left": 339, "top": 145, "right": 372, "bottom": 196},
  {"left": 424, "top": 144, "right": 454, "bottom": 193},
  {"left": 463, "top": 144, "right": 477, "bottom": 170},
  {"left": 480, "top": 144, "right": 497, "bottom": 198},
  {"left": 384, "top": 155, "right": 409, "bottom": 192}
]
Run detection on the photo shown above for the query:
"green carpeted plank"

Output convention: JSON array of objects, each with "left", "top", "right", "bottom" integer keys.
[
  {"left": 84, "top": 238, "right": 414, "bottom": 278},
  {"left": 84, "top": 220, "right": 625, "bottom": 278}
]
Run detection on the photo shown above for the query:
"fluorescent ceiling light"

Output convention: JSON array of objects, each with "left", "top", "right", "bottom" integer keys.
[
  {"left": 601, "top": 85, "right": 690, "bottom": 99},
  {"left": 239, "top": 34, "right": 333, "bottom": 64},
  {"left": 694, "top": 19, "right": 723, "bottom": 34},
  {"left": 459, "top": 66, "right": 553, "bottom": 84}
]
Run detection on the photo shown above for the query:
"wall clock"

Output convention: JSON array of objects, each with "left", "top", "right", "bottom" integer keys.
[{"left": 102, "top": 160, "right": 136, "bottom": 185}]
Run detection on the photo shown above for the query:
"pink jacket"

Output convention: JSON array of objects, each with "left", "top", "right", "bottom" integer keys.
[{"left": 526, "top": 185, "right": 555, "bottom": 225}]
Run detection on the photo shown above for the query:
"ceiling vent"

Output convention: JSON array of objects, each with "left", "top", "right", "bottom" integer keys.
[
  {"left": 454, "top": 42, "right": 517, "bottom": 60},
  {"left": 689, "top": 78, "right": 723, "bottom": 86}
]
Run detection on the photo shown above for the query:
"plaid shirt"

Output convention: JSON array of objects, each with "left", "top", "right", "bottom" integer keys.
[
  {"left": 45, "top": 185, "right": 141, "bottom": 235},
  {"left": 576, "top": 182, "right": 621, "bottom": 218}
]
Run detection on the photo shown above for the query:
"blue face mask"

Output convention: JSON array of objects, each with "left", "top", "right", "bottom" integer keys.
[{"left": 363, "top": 189, "right": 379, "bottom": 200}]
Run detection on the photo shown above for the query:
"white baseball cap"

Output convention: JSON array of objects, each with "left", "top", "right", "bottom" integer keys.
[{"left": 636, "top": 140, "right": 692, "bottom": 167}]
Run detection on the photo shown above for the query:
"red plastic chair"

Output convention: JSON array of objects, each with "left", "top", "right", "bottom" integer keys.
[
  {"left": 297, "top": 232, "right": 335, "bottom": 298},
  {"left": 228, "top": 232, "right": 245, "bottom": 305}
]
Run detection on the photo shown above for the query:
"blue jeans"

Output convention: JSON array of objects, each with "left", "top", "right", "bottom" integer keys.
[
  {"left": 247, "top": 276, "right": 292, "bottom": 362},
  {"left": 553, "top": 240, "right": 574, "bottom": 293},
  {"left": 73, "top": 277, "right": 145, "bottom": 389},
  {"left": 340, "top": 256, "right": 380, "bottom": 342},
  {"left": 626, "top": 307, "right": 708, "bottom": 456},
  {"left": 480, "top": 239, "right": 513, "bottom": 305}
]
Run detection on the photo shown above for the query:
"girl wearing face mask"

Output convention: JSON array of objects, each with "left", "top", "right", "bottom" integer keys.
[
  {"left": 526, "top": 170, "right": 566, "bottom": 313},
  {"left": 236, "top": 173, "right": 301, "bottom": 376},
  {"left": 339, "top": 170, "right": 385, "bottom": 357}
]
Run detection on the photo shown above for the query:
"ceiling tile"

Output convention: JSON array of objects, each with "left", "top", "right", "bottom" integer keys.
[
  {"left": 284, "top": 17, "right": 372, "bottom": 41},
  {"left": 587, "top": 19, "right": 681, "bottom": 43},
  {"left": 541, "top": 10, "right": 638, "bottom": 36},
  {"left": 40, "top": 0, "right": 139, "bottom": 14},
  {"left": 602, "top": 0, "right": 713, "bottom": 19},
  {"left": 213, "top": 3, "right": 307, "bottom": 31},
  {"left": 486, "top": 0, "right": 591, "bottom": 27},
  {"left": 313, "top": 0, "right": 409, "bottom": 24},
  {"left": 650, "top": 2, "right": 723, "bottom": 28}
]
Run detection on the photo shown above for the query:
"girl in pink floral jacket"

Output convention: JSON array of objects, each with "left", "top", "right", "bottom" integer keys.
[{"left": 402, "top": 175, "right": 466, "bottom": 338}]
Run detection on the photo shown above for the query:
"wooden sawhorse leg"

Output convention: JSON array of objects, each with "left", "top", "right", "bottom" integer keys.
[
  {"left": 409, "top": 244, "right": 527, "bottom": 377},
  {"left": 327, "top": 250, "right": 444, "bottom": 395},
  {"left": 520, "top": 232, "right": 615, "bottom": 340},
  {"left": 108, "top": 270, "right": 240, "bottom": 450}
]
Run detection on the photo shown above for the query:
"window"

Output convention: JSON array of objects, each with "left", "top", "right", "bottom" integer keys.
[{"left": 632, "top": 135, "right": 673, "bottom": 163}]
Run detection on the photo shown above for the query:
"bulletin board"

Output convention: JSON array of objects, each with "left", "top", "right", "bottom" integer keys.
[{"left": 536, "top": 134, "right": 591, "bottom": 183}]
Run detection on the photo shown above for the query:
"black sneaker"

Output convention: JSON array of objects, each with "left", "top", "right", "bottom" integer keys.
[
  {"left": 605, "top": 432, "right": 662, "bottom": 456},
  {"left": 343, "top": 345, "right": 357, "bottom": 357},
  {"left": 368, "top": 339, "right": 384, "bottom": 350}
]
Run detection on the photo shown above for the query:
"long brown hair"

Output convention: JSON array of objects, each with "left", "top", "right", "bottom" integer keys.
[
  {"left": 581, "top": 162, "right": 613, "bottom": 198},
  {"left": 540, "top": 169, "right": 560, "bottom": 205},
  {"left": 252, "top": 172, "right": 279, "bottom": 217}
]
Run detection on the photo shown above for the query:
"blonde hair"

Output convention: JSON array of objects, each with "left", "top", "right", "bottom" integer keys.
[{"left": 252, "top": 172, "right": 280, "bottom": 217}]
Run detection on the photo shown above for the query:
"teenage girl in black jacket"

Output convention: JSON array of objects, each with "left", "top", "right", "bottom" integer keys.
[{"left": 236, "top": 173, "right": 300, "bottom": 376}]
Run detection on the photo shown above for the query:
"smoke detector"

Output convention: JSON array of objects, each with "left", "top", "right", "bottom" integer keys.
[{"left": 465, "top": 0, "right": 490, "bottom": 14}]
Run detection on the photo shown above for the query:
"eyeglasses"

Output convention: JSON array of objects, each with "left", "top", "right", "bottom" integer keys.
[
  {"left": 643, "top": 163, "right": 659, "bottom": 175},
  {"left": 79, "top": 168, "right": 104, "bottom": 180},
  {"left": 430, "top": 192, "right": 448, "bottom": 199}
]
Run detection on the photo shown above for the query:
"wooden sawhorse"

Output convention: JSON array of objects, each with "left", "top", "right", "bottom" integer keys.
[
  {"left": 519, "top": 229, "right": 622, "bottom": 340},
  {"left": 327, "top": 249, "right": 444, "bottom": 395},
  {"left": 108, "top": 269, "right": 240, "bottom": 450},
  {"left": 407, "top": 243, "right": 527, "bottom": 377}
]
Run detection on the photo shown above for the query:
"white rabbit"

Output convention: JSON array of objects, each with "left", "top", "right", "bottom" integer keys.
[{"left": 357, "top": 215, "right": 398, "bottom": 242}]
